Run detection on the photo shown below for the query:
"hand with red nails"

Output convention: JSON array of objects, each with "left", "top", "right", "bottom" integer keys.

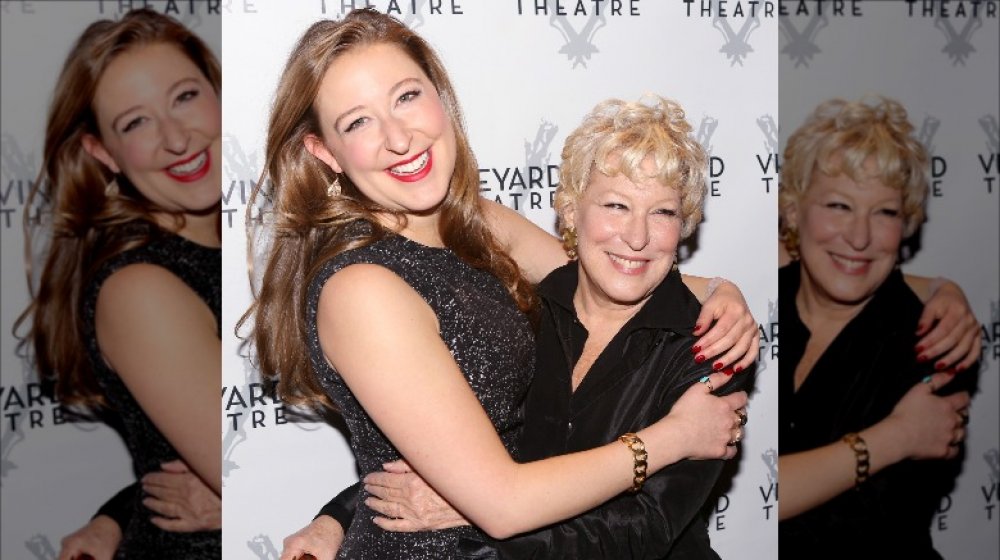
[
  {"left": 909, "top": 276, "right": 980, "bottom": 373},
  {"left": 689, "top": 278, "right": 759, "bottom": 374},
  {"left": 279, "top": 516, "right": 343, "bottom": 560},
  {"left": 57, "top": 516, "right": 121, "bottom": 560}
]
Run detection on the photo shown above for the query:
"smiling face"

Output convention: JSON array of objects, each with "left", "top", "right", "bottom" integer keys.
[
  {"left": 86, "top": 42, "right": 221, "bottom": 215},
  {"left": 567, "top": 158, "right": 682, "bottom": 313},
  {"left": 787, "top": 158, "right": 905, "bottom": 309},
  {"left": 305, "top": 42, "right": 457, "bottom": 221}
]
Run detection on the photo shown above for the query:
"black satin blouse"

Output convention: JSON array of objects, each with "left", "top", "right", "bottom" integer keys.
[{"left": 778, "top": 263, "right": 976, "bottom": 560}]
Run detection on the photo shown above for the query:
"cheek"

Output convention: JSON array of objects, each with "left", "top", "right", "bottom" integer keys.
[
  {"left": 873, "top": 221, "right": 904, "bottom": 253},
  {"left": 802, "top": 208, "right": 842, "bottom": 243},
  {"left": 115, "top": 137, "right": 158, "bottom": 172}
]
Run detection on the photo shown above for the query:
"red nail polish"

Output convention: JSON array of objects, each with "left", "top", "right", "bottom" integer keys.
[
  {"left": 916, "top": 323, "right": 927, "bottom": 333},
  {"left": 734, "top": 365, "right": 743, "bottom": 373},
  {"left": 694, "top": 324, "right": 703, "bottom": 333},
  {"left": 695, "top": 354, "right": 706, "bottom": 364},
  {"left": 915, "top": 345, "right": 925, "bottom": 353},
  {"left": 713, "top": 362, "right": 723, "bottom": 371},
  {"left": 692, "top": 345, "right": 702, "bottom": 354},
  {"left": 935, "top": 361, "right": 947, "bottom": 371},
  {"left": 946, "top": 368, "right": 957, "bottom": 376},
  {"left": 917, "top": 354, "right": 929, "bottom": 363},
  {"left": 723, "top": 368, "right": 734, "bottom": 376}
]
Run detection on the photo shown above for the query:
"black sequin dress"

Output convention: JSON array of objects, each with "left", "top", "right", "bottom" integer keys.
[
  {"left": 82, "top": 223, "right": 221, "bottom": 559},
  {"left": 305, "top": 225, "right": 535, "bottom": 559}
]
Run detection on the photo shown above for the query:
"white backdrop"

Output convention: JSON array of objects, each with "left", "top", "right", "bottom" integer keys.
[
  {"left": 0, "top": 2, "right": 221, "bottom": 559},
  {"left": 779, "top": 1, "right": 999, "bottom": 558},
  {"left": 222, "top": 1, "right": 778, "bottom": 559}
]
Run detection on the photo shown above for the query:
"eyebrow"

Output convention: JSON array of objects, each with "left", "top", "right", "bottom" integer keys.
[
  {"left": 332, "top": 77, "right": 422, "bottom": 132},
  {"left": 109, "top": 76, "right": 202, "bottom": 132}
]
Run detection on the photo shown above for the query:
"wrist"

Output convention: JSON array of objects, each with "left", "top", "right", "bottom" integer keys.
[
  {"left": 313, "top": 515, "right": 345, "bottom": 538},
  {"left": 637, "top": 418, "right": 685, "bottom": 472},
  {"left": 90, "top": 515, "right": 124, "bottom": 543}
]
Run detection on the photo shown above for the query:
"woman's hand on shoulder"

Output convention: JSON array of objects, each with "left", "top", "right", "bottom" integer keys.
[
  {"left": 911, "top": 277, "right": 980, "bottom": 372},
  {"left": 683, "top": 277, "right": 758, "bottom": 373},
  {"left": 279, "top": 516, "right": 344, "bottom": 560},
  {"left": 96, "top": 264, "right": 221, "bottom": 494}
]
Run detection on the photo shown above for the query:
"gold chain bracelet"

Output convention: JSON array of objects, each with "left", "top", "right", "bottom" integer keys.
[
  {"left": 842, "top": 432, "right": 870, "bottom": 488},
  {"left": 618, "top": 433, "right": 648, "bottom": 493}
]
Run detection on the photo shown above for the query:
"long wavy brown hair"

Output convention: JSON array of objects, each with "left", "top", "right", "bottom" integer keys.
[
  {"left": 243, "top": 9, "right": 536, "bottom": 408},
  {"left": 15, "top": 9, "right": 221, "bottom": 407}
]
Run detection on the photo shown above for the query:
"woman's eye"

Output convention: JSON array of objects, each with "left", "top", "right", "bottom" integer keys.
[
  {"left": 176, "top": 89, "right": 199, "bottom": 103},
  {"left": 825, "top": 202, "right": 849, "bottom": 211},
  {"left": 879, "top": 208, "right": 901, "bottom": 217},
  {"left": 121, "top": 117, "right": 145, "bottom": 133},
  {"left": 654, "top": 208, "right": 678, "bottom": 217},
  {"left": 398, "top": 89, "right": 421, "bottom": 104},
  {"left": 344, "top": 117, "right": 367, "bottom": 133},
  {"left": 603, "top": 202, "right": 626, "bottom": 210}
]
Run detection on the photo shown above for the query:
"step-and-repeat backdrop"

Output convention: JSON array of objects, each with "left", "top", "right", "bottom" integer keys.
[
  {"left": 222, "top": 1, "right": 777, "bottom": 558},
  {"left": 779, "top": 1, "right": 998, "bottom": 558},
  {"left": 0, "top": 2, "right": 221, "bottom": 559}
]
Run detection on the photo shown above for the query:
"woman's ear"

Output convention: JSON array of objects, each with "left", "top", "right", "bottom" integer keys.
[
  {"left": 304, "top": 134, "right": 343, "bottom": 173},
  {"left": 82, "top": 134, "right": 121, "bottom": 174}
]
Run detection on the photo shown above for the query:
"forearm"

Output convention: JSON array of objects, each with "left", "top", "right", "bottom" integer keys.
[
  {"left": 779, "top": 420, "right": 905, "bottom": 520},
  {"left": 494, "top": 459, "right": 722, "bottom": 559}
]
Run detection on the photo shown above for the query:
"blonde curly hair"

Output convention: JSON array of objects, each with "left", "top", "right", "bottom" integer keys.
[
  {"left": 779, "top": 96, "right": 929, "bottom": 254},
  {"left": 555, "top": 95, "right": 707, "bottom": 240}
]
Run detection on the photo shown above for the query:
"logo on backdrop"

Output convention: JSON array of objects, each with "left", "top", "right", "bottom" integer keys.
[
  {"left": 713, "top": 1, "right": 761, "bottom": 66},
  {"left": 980, "top": 115, "right": 999, "bottom": 194},
  {"left": 221, "top": 134, "right": 263, "bottom": 229},
  {"left": 758, "top": 299, "right": 778, "bottom": 373},
  {"left": 695, "top": 115, "right": 726, "bottom": 197},
  {"left": 756, "top": 115, "right": 779, "bottom": 193},
  {"left": 779, "top": 9, "right": 826, "bottom": 67},
  {"left": 984, "top": 448, "right": 999, "bottom": 520},
  {"left": 0, "top": 134, "right": 41, "bottom": 229},
  {"left": 983, "top": 300, "right": 999, "bottom": 369},
  {"left": 480, "top": 120, "right": 561, "bottom": 213},
  {"left": 319, "top": 0, "right": 462, "bottom": 21},
  {"left": 934, "top": 14, "right": 983, "bottom": 66},
  {"left": 0, "top": 428, "right": 25, "bottom": 483},
  {"left": 917, "top": 114, "right": 949, "bottom": 198},
  {"left": 546, "top": 1, "right": 607, "bottom": 68},
  {"left": 24, "top": 534, "right": 57, "bottom": 560},
  {"left": 760, "top": 448, "right": 778, "bottom": 520},
  {"left": 248, "top": 534, "right": 281, "bottom": 560}
]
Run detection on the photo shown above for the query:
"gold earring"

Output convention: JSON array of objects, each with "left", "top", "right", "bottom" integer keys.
[
  {"left": 327, "top": 176, "right": 342, "bottom": 197},
  {"left": 561, "top": 227, "right": 577, "bottom": 260}
]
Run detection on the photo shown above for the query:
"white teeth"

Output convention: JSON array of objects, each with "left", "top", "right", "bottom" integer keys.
[
  {"left": 389, "top": 151, "right": 429, "bottom": 175},
  {"left": 608, "top": 254, "right": 645, "bottom": 270},
  {"left": 169, "top": 152, "right": 207, "bottom": 175},
  {"left": 831, "top": 254, "right": 868, "bottom": 271}
]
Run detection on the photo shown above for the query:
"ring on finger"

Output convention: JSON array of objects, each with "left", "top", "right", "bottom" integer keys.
[
  {"left": 958, "top": 409, "right": 970, "bottom": 426},
  {"left": 735, "top": 408, "right": 748, "bottom": 427},
  {"left": 727, "top": 427, "right": 743, "bottom": 446},
  {"left": 699, "top": 375, "right": 714, "bottom": 393}
]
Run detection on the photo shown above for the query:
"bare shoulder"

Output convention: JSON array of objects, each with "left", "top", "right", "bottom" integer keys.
[{"left": 97, "top": 263, "right": 209, "bottom": 323}]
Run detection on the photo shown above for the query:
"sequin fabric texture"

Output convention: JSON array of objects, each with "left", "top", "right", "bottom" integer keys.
[
  {"left": 306, "top": 227, "right": 535, "bottom": 559},
  {"left": 83, "top": 224, "right": 221, "bottom": 559}
]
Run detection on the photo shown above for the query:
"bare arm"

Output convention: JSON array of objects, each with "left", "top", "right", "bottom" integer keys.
[
  {"left": 779, "top": 372, "right": 969, "bottom": 520},
  {"left": 482, "top": 199, "right": 758, "bottom": 370},
  {"left": 318, "top": 264, "right": 744, "bottom": 539},
  {"left": 96, "top": 265, "right": 221, "bottom": 495}
]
